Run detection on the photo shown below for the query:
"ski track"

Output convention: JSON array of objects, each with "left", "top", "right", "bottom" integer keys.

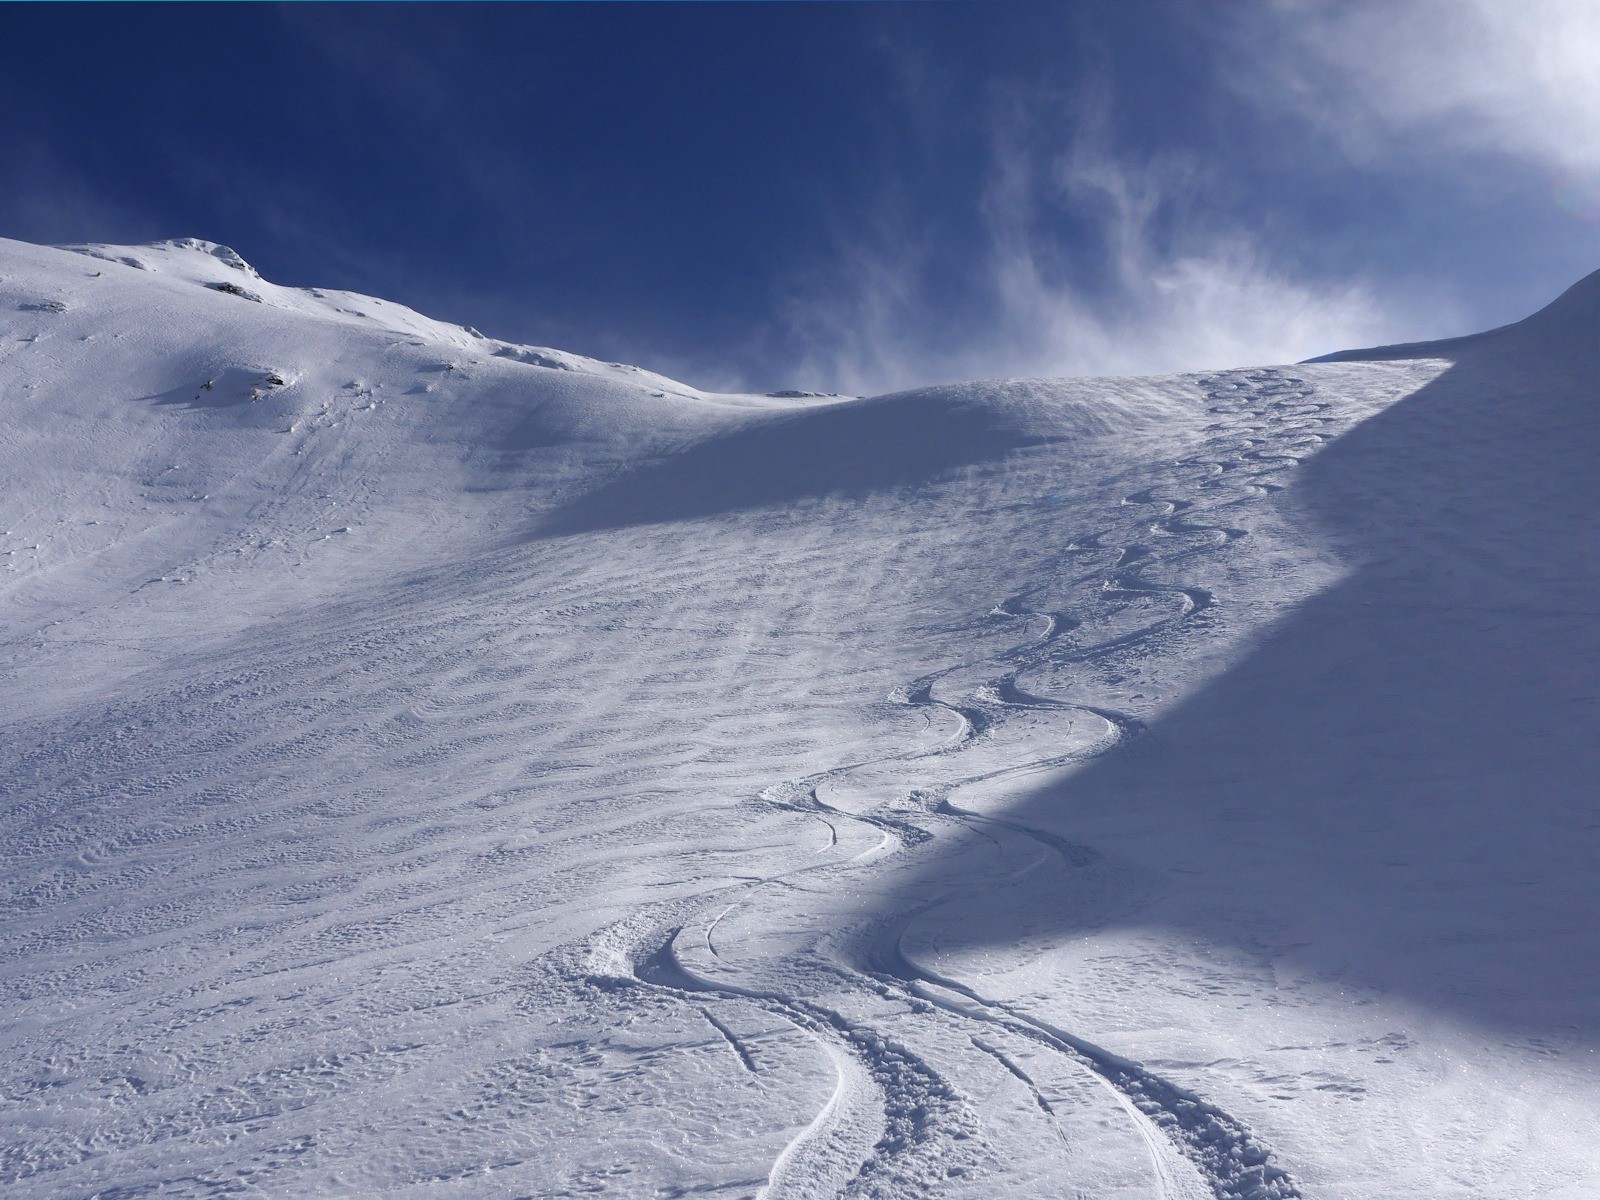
[
  {"left": 0, "top": 341, "right": 1358, "bottom": 1198},
  {"left": 593, "top": 369, "right": 1329, "bottom": 1199}
]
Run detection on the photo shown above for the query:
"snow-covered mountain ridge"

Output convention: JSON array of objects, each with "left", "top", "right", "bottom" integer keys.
[
  {"left": 2, "top": 237, "right": 1596, "bottom": 1199},
  {"left": 0, "top": 237, "right": 1193, "bottom": 711},
  {"left": 1310, "top": 260, "right": 1600, "bottom": 370}
]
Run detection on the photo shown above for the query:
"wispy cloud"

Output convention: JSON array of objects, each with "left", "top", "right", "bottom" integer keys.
[
  {"left": 773, "top": 84, "right": 1427, "bottom": 396},
  {"left": 1247, "top": 0, "right": 1600, "bottom": 199},
  {"left": 767, "top": 0, "right": 1600, "bottom": 398}
]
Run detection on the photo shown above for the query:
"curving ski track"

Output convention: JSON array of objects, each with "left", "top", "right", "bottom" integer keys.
[{"left": 561, "top": 368, "right": 1335, "bottom": 1199}]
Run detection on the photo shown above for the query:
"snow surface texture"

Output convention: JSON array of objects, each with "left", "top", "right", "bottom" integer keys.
[{"left": 0, "top": 237, "right": 1595, "bottom": 1199}]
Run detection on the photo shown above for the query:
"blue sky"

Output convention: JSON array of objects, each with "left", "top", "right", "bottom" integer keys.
[{"left": 3, "top": 1, "right": 1596, "bottom": 393}]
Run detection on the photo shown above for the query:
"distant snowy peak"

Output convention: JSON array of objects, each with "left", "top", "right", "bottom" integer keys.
[
  {"left": 49, "top": 236, "right": 704, "bottom": 398},
  {"left": 1310, "top": 265, "right": 1599, "bottom": 366},
  {"left": 64, "top": 236, "right": 261, "bottom": 279}
]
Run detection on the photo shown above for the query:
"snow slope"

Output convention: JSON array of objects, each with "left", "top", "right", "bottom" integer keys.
[{"left": 1, "top": 237, "right": 1595, "bottom": 1199}]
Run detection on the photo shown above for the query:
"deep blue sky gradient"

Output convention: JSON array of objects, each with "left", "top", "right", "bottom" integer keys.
[{"left": 3, "top": 2, "right": 1595, "bottom": 391}]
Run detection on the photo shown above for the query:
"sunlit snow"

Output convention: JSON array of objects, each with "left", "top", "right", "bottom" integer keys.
[{"left": 1, "top": 236, "right": 1595, "bottom": 1198}]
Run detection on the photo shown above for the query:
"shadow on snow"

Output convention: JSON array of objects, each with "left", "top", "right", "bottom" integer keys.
[
  {"left": 889, "top": 272, "right": 1600, "bottom": 1038},
  {"left": 531, "top": 390, "right": 1060, "bottom": 537}
]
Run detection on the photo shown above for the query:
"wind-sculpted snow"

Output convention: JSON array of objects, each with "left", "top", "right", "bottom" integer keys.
[{"left": 1, "top": 239, "right": 1596, "bottom": 1198}]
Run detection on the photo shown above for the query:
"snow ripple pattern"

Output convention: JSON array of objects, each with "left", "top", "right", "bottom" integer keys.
[
  {"left": 0, "top": 320, "right": 1341, "bottom": 1197},
  {"left": 583, "top": 369, "right": 1332, "bottom": 1200}
]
